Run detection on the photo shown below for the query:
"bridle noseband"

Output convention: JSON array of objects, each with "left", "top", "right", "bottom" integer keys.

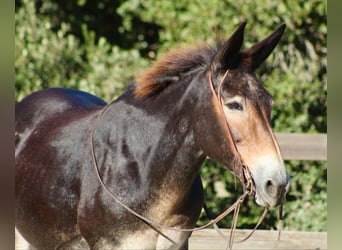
[{"left": 89, "top": 68, "right": 276, "bottom": 249}]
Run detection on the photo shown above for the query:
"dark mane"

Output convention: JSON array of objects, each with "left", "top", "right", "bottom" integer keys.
[{"left": 134, "top": 45, "right": 215, "bottom": 98}]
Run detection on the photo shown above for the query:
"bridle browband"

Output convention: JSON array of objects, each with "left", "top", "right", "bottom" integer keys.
[{"left": 89, "top": 68, "right": 278, "bottom": 249}]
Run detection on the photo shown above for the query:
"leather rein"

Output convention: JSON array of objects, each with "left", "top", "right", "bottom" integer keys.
[{"left": 89, "top": 69, "right": 273, "bottom": 248}]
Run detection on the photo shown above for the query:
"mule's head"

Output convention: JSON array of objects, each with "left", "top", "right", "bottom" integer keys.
[{"left": 201, "top": 23, "right": 289, "bottom": 208}]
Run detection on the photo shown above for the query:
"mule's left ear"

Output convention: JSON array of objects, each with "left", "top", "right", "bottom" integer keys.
[{"left": 241, "top": 23, "right": 286, "bottom": 70}]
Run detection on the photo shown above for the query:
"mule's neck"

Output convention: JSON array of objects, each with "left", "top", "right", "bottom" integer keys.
[
  {"left": 120, "top": 73, "right": 236, "bottom": 194},
  {"left": 132, "top": 80, "right": 207, "bottom": 195},
  {"left": 95, "top": 72, "right": 236, "bottom": 211}
]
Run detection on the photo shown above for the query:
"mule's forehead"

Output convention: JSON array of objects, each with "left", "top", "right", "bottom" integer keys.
[{"left": 223, "top": 70, "right": 273, "bottom": 103}]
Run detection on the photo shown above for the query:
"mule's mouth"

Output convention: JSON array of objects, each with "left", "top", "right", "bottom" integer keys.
[{"left": 255, "top": 189, "right": 285, "bottom": 208}]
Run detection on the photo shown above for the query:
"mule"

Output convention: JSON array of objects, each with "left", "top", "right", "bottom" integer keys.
[{"left": 15, "top": 22, "right": 289, "bottom": 249}]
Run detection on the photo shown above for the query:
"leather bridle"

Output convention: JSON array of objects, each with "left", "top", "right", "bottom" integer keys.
[
  {"left": 89, "top": 68, "right": 274, "bottom": 249},
  {"left": 207, "top": 68, "right": 255, "bottom": 195}
]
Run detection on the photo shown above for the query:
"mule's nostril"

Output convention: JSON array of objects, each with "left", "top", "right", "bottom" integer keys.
[
  {"left": 266, "top": 180, "right": 273, "bottom": 189},
  {"left": 265, "top": 180, "right": 277, "bottom": 196},
  {"left": 264, "top": 180, "right": 287, "bottom": 206}
]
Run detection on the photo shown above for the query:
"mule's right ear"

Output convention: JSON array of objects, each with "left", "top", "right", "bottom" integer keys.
[
  {"left": 241, "top": 23, "right": 286, "bottom": 70},
  {"left": 211, "top": 22, "right": 247, "bottom": 73}
]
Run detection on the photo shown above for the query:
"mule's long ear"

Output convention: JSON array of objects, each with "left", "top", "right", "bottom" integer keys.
[
  {"left": 212, "top": 22, "right": 247, "bottom": 72},
  {"left": 241, "top": 23, "right": 286, "bottom": 70}
]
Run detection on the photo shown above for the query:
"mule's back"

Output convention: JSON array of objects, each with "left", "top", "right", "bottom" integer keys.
[
  {"left": 16, "top": 88, "right": 105, "bottom": 131},
  {"left": 16, "top": 88, "right": 106, "bottom": 149}
]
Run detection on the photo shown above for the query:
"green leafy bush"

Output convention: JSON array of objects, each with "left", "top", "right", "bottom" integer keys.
[
  {"left": 15, "top": 0, "right": 148, "bottom": 102},
  {"left": 15, "top": 0, "right": 326, "bottom": 232}
]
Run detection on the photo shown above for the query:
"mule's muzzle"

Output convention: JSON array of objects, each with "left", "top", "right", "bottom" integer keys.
[
  {"left": 264, "top": 175, "right": 290, "bottom": 206},
  {"left": 254, "top": 171, "right": 290, "bottom": 208}
]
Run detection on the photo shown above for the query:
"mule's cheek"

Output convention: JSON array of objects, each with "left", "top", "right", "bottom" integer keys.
[{"left": 249, "top": 155, "right": 289, "bottom": 207}]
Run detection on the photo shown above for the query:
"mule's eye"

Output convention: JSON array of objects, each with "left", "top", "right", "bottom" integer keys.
[{"left": 227, "top": 101, "right": 243, "bottom": 111}]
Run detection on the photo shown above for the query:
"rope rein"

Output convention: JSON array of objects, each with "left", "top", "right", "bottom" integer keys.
[{"left": 89, "top": 69, "right": 277, "bottom": 249}]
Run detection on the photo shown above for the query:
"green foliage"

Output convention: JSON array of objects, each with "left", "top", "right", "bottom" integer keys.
[
  {"left": 15, "top": 0, "right": 84, "bottom": 101},
  {"left": 15, "top": 0, "right": 148, "bottom": 102},
  {"left": 15, "top": 0, "right": 326, "bottom": 232},
  {"left": 284, "top": 160, "right": 327, "bottom": 231}
]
